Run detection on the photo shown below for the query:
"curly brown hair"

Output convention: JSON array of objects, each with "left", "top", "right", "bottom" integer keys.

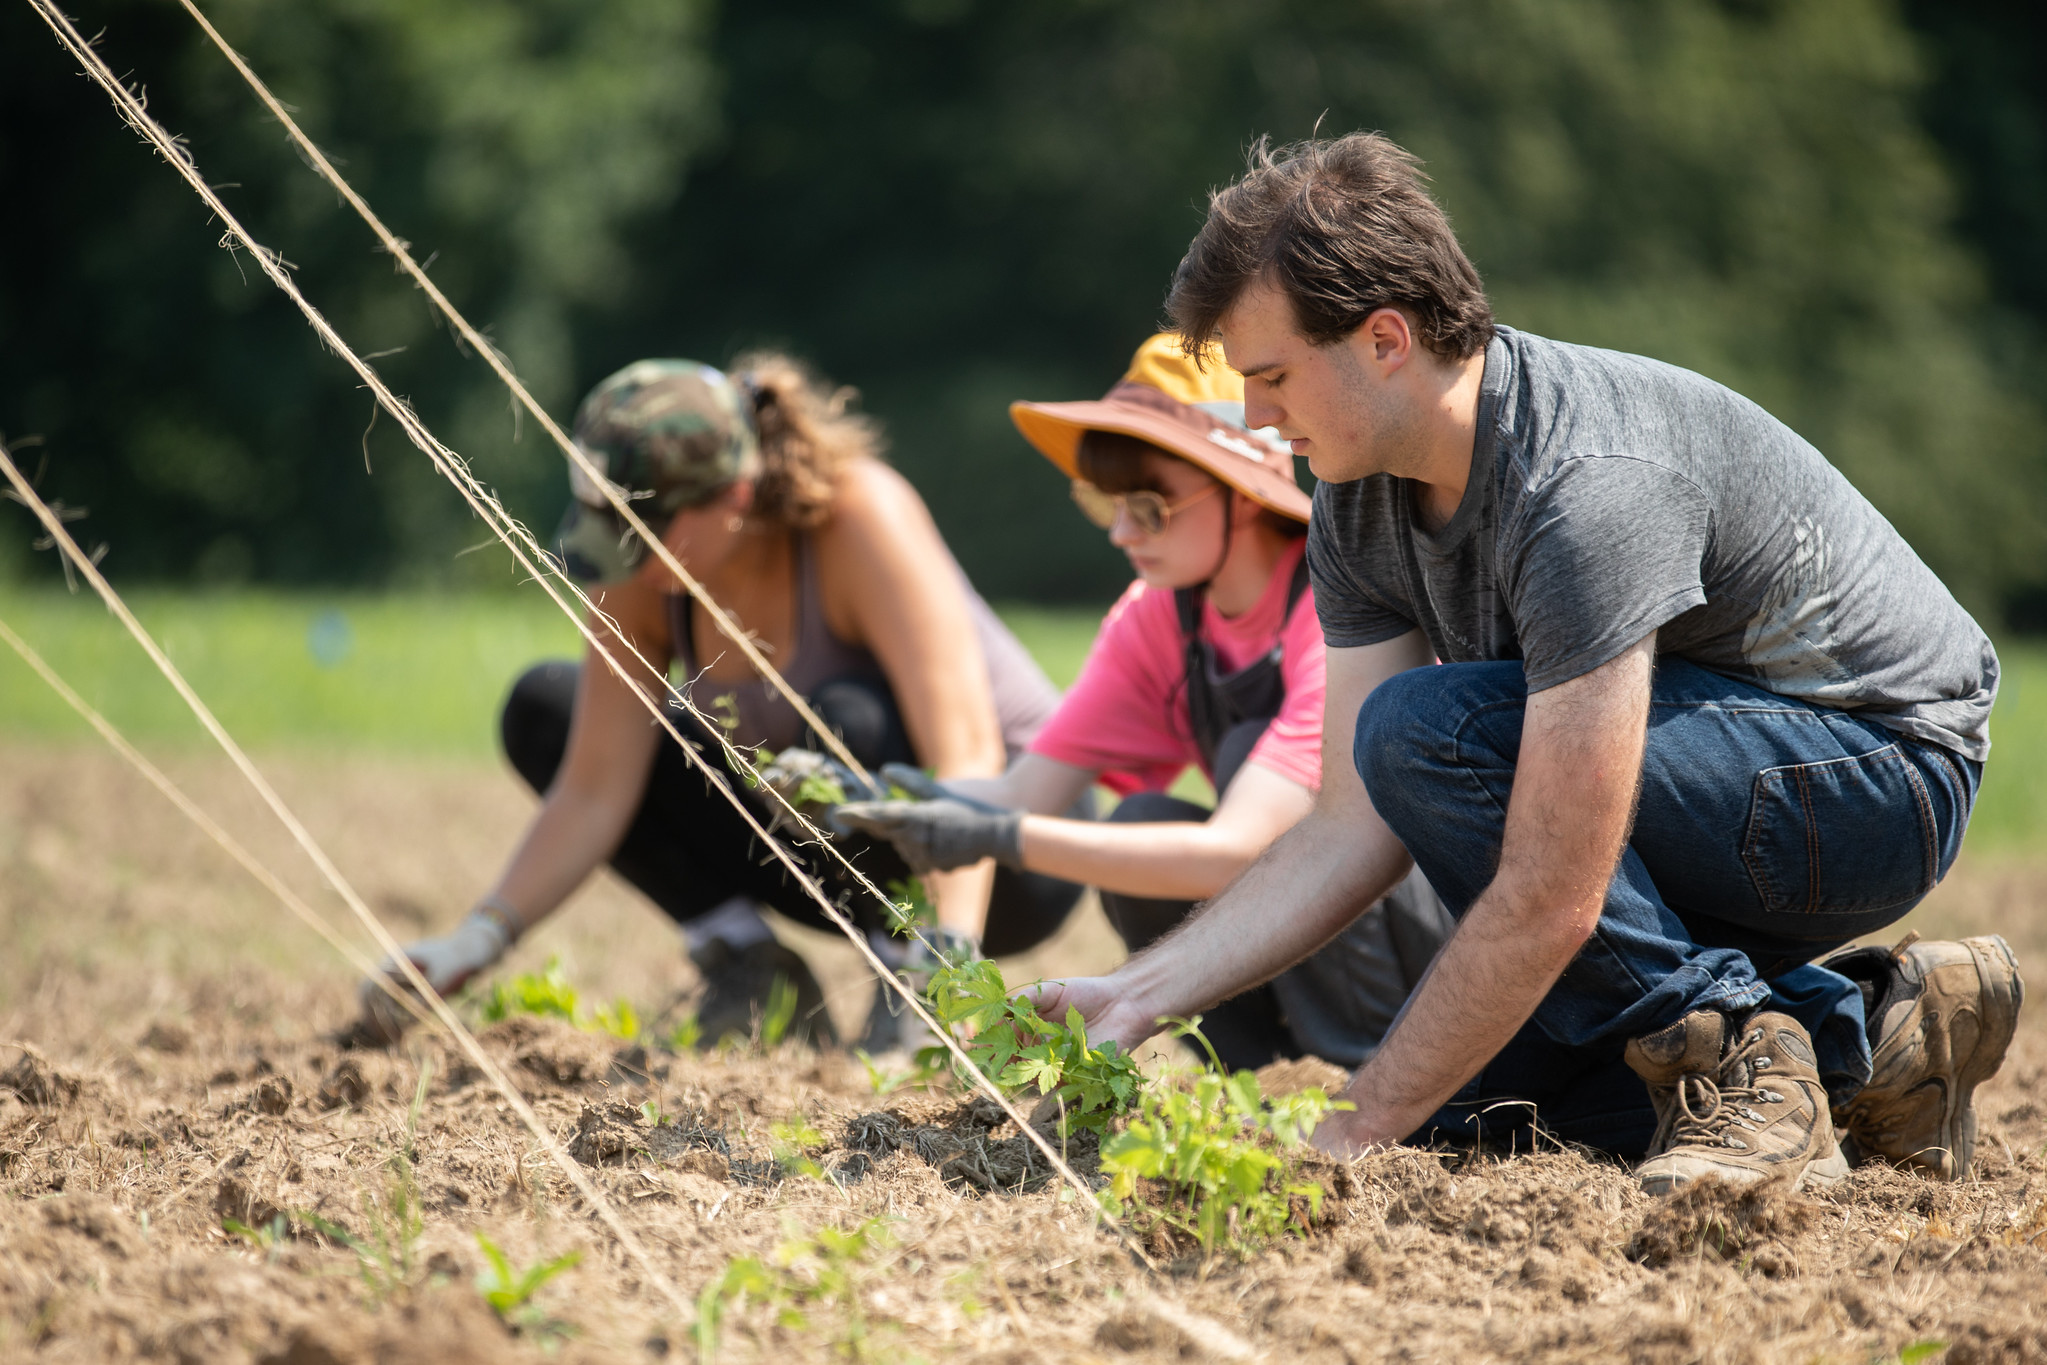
[
  {"left": 731, "top": 350, "right": 883, "bottom": 529},
  {"left": 1169, "top": 133, "right": 1495, "bottom": 361}
]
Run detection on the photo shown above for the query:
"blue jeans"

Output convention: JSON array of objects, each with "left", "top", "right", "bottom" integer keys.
[{"left": 1354, "top": 658, "right": 1979, "bottom": 1159}]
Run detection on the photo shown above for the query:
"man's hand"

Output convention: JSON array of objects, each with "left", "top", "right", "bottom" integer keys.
[
  {"left": 833, "top": 797, "right": 1023, "bottom": 871},
  {"left": 1307, "top": 1105, "right": 1392, "bottom": 1159},
  {"left": 1025, "top": 976, "right": 1163, "bottom": 1057},
  {"left": 356, "top": 909, "right": 512, "bottom": 1043}
]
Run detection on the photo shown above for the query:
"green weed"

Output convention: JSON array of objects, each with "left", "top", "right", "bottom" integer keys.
[
  {"left": 769, "top": 1116, "right": 828, "bottom": 1180},
  {"left": 667, "top": 1016, "right": 704, "bottom": 1050},
  {"left": 853, "top": 1046, "right": 946, "bottom": 1097},
  {"left": 480, "top": 958, "right": 579, "bottom": 1024},
  {"left": 477, "top": 956, "right": 642, "bottom": 1042},
  {"left": 692, "top": 1216, "right": 900, "bottom": 1362},
  {"left": 473, "top": 1230, "right": 581, "bottom": 1341},
  {"left": 222, "top": 1211, "right": 289, "bottom": 1262},
  {"left": 1098, "top": 1019, "right": 1348, "bottom": 1259},
  {"left": 920, "top": 957, "right": 1142, "bottom": 1135},
  {"left": 758, "top": 973, "right": 799, "bottom": 1048},
  {"left": 296, "top": 1063, "right": 433, "bottom": 1301}
]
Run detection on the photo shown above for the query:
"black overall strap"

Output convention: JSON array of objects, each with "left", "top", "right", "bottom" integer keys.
[{"left": 1176, "top": 552, "right": 1311, "bottom": 772}]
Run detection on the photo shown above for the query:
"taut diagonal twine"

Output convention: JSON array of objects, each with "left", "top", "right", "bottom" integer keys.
[
  {"left": 171, "top": 0, "right": 872, "bottom": 790},
  {"left": 0, "top": 442, "right": 705, "bottom": 1319},
  {"left": 0, "top": 604, "right": 435, "bottom": 1035},
  {"left": 166, "top": 0, "right": 1034, "bottom": 992},
  {"left": 23, "top": 0, "right": 1154, "bottom": 1271}
]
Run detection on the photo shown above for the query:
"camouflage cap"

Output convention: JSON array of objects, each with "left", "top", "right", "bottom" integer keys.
[{"left": 552, "top": 359, "right": 761, "bottom": 584}]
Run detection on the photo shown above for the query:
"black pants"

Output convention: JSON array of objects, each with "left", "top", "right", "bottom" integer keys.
[
  {"left": 1096, "top": 720, "right": 1304, "bottom": 1071},
  {"left": 500, "top": 661, "right": 1085, "bottom": 956}
]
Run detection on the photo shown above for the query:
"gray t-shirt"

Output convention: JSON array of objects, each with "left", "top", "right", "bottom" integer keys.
[{"left": 1308, "top": 327, "right": 1997, "bottom": 760}]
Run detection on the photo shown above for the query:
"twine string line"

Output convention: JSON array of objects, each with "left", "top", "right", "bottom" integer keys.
[
  {"left": 157, "top": 0, "right": 1144, "bottom": 1232},
  {"left": 0, "top": 607, "right": 435, "bottom": 1033},
  {"left": 171, "top": 0, "right": 873, "bottom": 791},
  {"left": 22, "top": 0, "right": 1154, "bottom": 1270},
  {"left": 0, "top": 436, "right": 703, "bottom": 1318}
]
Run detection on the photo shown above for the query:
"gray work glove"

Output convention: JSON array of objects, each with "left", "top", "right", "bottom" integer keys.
[
  {"left": 356, "top": 906, "right": 514, "bottom": 1044},
  {"left": 833, "top": 764, "right": 1024, "bottom": 872}
]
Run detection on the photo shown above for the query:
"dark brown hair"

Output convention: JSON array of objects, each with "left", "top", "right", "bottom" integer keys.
[
  {"left": 1169, "top": 133, "right": 1495, "bottom": 360},
  {"left": 1075, "top": 430, "right": 1303, "bottom": 538},
  {"left": 733, "top": 350, "right": 883, "bottom": 529}
]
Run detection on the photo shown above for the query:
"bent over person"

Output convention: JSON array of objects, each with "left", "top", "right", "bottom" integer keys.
[
  {"left": 839, "top": 334, "right": 1450, "bottom": 1069},
  {"left": 358, "top": 355, "right": 1078, "bottom": 1047},
  {"left": 1038, "top": 133, "right": 2021, "bottom": 1194}
]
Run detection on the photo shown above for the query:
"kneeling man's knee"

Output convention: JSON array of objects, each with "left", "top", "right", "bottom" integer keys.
[{"left": 1352, "top": 667, "right": 1442, "bottom": 795}]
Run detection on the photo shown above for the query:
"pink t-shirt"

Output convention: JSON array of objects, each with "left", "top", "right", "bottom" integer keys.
[{"left": 1029, "top": 538, "right": 1325, "bottom": 796}]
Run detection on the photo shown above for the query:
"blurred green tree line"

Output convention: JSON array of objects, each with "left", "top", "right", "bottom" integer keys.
[{"left": 1, "top": 0, "right": 2041, "bottom": 617}]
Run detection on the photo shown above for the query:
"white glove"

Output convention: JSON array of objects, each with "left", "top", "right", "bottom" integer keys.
[{"left": 356, "top": 906, "right": 513, "bottom": 1043}]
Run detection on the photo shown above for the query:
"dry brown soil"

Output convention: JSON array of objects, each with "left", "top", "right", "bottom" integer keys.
[{"left": 3, "top": 744, "right": 2044, "bottom": 1364}]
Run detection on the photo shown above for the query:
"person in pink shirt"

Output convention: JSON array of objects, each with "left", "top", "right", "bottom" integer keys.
[{"left": 840, "top": 334, "right": 1448, "bottom": 1068}]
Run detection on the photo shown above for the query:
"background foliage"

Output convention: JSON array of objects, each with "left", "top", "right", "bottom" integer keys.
[{"left": 1, "top": 0, "right": 2042, "bottom": 616}]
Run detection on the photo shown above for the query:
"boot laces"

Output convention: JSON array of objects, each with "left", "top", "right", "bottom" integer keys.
[{"left": 1668, "top": 1027, "right": 1786, "bottom": 1152}]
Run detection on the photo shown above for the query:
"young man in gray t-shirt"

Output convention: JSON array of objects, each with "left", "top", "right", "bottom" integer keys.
[{"left": 1037, "top": 133, "right": 2021, "bottom": 1194}]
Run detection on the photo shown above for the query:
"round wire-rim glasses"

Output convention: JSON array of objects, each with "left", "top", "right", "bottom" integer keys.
[{"left": 1069, "top": 478, "right": 1220, "bottom": 536}]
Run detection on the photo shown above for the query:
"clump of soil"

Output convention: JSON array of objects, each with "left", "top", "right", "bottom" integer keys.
[{"left": 1626, "top": 1174, "right": 1822, "bottom": 1277}]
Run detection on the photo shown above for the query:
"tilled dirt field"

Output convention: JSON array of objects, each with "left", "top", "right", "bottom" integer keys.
[{"left": 3, "top": 745, "right": 2046, "bottom": 1363}]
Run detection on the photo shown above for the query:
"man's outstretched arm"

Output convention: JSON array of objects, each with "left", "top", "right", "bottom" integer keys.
[
  {"left": 1312, "top": 632, "right": 1656, "bottom": 1153},
  {"left": 1032, "top": 629, "right": 1434, "bottom": 1051}
]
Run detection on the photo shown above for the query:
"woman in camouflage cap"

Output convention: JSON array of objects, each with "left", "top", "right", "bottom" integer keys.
[{"left": 359, "top": 352, "right": 1078, "bottom": 1046}]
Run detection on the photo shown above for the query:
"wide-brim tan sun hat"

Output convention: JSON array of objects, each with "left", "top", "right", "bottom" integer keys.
[{"left": 1009, "top": 333, "right": 1311, "bottom": 523}]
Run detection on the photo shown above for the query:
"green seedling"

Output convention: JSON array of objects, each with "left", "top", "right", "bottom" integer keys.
[
  {"left": 921, "top": 957, "right": 1142, "bottom": 1134},
  {"left": 693, "top": 1216, "right": 899, "bottom": 1363},
  {"left": 640, "top": 1098, "right": 668, "bottom": 1128},
  {"left": 480, "top": 957, "right": 579, "bottom": 1024},
  {"left": 474, "top": 1230, "right": 581, "bottom": 1341},
  {"left": 770, "top": 1116, "right": 828, "bottom": 1180},
  {"left": 758, "top": 973, "right": 800, "bottom": 1048},
  {"left": 853, "top": 1046, "right": 947, "bottom": 1097},
  {"left": 222, "top": 1211, "right": 288, "bottom": 1261},
  {"left": 1098, "top": 1018, "right": 1348, "bottom": 1259},
  {"left": 590, "top": 996, "right": 640, "bottom": 1041},
  {"left": 479, "top": 957, "right": 651, "bottom": 1045},
  {"left": 667, "top": 1016, "right": 704, "bottom": 1050},
  {"left": 298, "top": 1062, "right": 433, "bottom": 1301}
]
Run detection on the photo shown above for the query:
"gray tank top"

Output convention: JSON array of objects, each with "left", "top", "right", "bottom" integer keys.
[{"left": 667, "top": 532, "right": 1058, "bottom": 756}]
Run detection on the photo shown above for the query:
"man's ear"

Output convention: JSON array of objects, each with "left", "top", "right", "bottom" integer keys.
[
  {"left": 1358, "top": 307, "right": 1417, "bottom": 373},
  {"left": 724, "top": 477, "right": 757, "bottom": 514}
]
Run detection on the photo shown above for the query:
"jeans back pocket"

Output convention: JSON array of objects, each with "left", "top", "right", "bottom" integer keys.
[{"left": 1741, "top": 745, "right": 1937, "bottom": 917}]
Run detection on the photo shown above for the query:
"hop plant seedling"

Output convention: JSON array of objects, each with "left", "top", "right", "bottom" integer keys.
[
  {"left": 1098, "top": 1018, "right": 1350, "bottom": 1259},
  {"left": 920, "top": 958, "right": 1143, "bottom": 1135}
]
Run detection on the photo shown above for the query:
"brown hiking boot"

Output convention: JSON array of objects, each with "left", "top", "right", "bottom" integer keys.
[
  {"left": 1625, "top": 1010, "right": 1850, "bottom": 1196},
  {"left": 1821, "top": 932, "right": 2024, "bottom": 1179}
]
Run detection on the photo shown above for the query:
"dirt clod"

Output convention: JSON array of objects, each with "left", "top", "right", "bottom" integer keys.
[
  {"left": 1626, "top": 1174, "right": 1821, "bottom": 1275},
  {"left": 2, "top": 1047, "right": 82, "bottom": 1107}
]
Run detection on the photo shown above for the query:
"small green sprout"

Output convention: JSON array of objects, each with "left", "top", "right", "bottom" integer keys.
[
  {"left": 474, "top": 1230, "right": 582, "bottom": 1339},
  {"left": 480, "top": 957, "right": 579, "bottom": 1024},
  {"left": 769, "top": 1116, "right": 828, "bottom": 1180},
  {"left": 693, "top": 1217, "right": 898, "bottom": 1362},
  {"left": 591, "top": 996, "right": 640, "bottom": 1041},
  {"left": 758, "top": 973, "right": 800, "bottom": 1048},
  {"left": 222, "top": 1211, "right": 288, "bottom": 1261},
  {"left": 667, "top": 1016, "right": 704, "bottom": 1050}
]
